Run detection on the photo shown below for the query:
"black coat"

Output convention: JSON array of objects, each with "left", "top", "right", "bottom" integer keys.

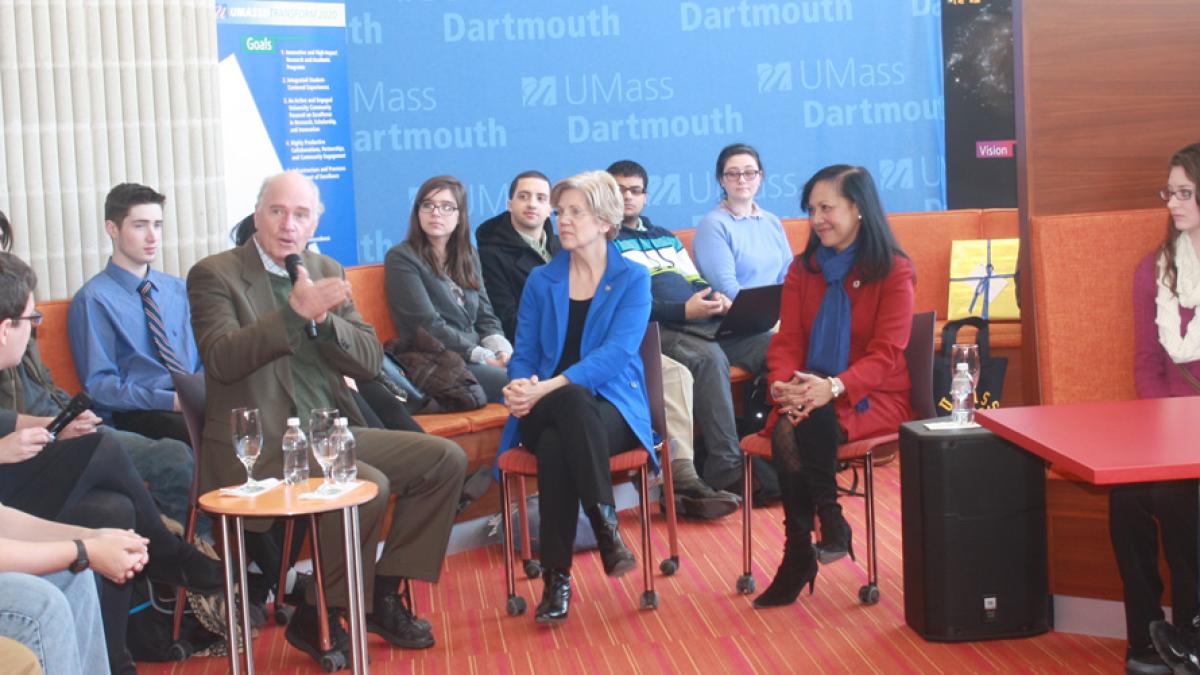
[{"left": 475, "top": 212, "right": 560, "bottom": 342}]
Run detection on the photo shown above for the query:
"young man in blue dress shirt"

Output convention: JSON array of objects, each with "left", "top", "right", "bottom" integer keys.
[{"left": 68, "top": 183, "right": 202, "bottom": 446}]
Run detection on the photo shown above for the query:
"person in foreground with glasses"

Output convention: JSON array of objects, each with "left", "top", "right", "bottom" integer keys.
[
  {"left": 384, "top": 175, "right": 512, "bottom": 402},
  {"left": 498, "top": 171, "right": 655, "bottom": 624},
  {"left": 751, "top": 165, "right": 913, "bottom": 608},
  {"left": 693, "top": 142, "right": 792, "bottom": 299},
  {"left": 1119, "top": 142, "right": 1200, "bottom": 675},
  {"left": 0, "top": 246, "right": 221, "bottom": 674},
  {"left": 187, "top": 171, "right": 467, "bottom": 665}
]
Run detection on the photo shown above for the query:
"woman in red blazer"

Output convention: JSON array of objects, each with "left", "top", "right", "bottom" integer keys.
[{"left": 754, "top": 165, "right": 914, "bottom": 608}]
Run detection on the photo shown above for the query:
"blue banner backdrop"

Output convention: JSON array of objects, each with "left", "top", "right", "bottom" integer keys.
[{"left": 344, "top": 0, "right": 946, "bottom": 265}]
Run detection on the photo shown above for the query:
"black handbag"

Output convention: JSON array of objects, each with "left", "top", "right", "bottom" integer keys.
[{"left": 932, "top": 316, "right": 1008, "bottom": 416}]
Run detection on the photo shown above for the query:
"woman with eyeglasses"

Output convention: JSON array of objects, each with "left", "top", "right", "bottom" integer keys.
[
  {"left": 385, "top": 176, "right": 512, "bottom": 402},
  {"left": 693, "top": 143, "right": 792, "bottom": 299},
  {"left": 497, "top": 171, "right": 653, "bottom": 625},
  {"left": 1115, "top": 142, "right": 1200, "bottom": 674}
]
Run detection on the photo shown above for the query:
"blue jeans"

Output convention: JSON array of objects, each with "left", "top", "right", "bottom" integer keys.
[
  {"left": 0, "top": 570, "right": 109, "bottom": 675},
  {"left": 99, "top": 426, "right": 208, "bottom": 535}
]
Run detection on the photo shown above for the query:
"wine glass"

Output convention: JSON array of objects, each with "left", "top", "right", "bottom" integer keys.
[
  {"left": 231, "top": 407, "right": 263, "bottom": 493},
  {"left": 309, "top": 408, "right": 339, "bottom": 493},
  {"left": 950, "top": 343, "right": 981, "bottom": 400}
]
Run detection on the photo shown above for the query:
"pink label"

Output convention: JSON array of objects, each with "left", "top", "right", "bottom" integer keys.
[{"left": 976, "top": 140, "right": 1016, "bottom": 159}]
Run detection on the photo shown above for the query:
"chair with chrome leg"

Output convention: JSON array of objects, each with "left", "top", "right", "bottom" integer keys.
[
  {"left": 497, "top": 322, "right": 680, "bottom": 616},
  {"left": 735, "top": 311, "right": 935, "bottom": 604}
]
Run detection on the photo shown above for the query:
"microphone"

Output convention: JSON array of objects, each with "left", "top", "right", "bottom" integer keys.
[{"left": 284, "top": 253, "right": 319, "bottom": 340}]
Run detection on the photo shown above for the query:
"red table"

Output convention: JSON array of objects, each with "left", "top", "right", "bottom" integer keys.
[{"left": 976, "top": 396, "right": 1200, "bottom": 485}]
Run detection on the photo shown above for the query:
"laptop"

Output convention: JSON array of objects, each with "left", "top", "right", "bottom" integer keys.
[{"left": 670, "top": 283, "right": 783, "bottom": 341}]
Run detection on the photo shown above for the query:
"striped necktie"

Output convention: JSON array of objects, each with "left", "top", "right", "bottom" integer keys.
[{"left": 137, "top": 279, "right": 188, "bottom": 373}]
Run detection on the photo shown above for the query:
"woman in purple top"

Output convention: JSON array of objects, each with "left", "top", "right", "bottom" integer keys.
[
  {"left": 1118, "top": 142, "right": 1200, "bottom": 675},
  {"left": 693, "top": 143, "right": 792, "bottom": 299}
]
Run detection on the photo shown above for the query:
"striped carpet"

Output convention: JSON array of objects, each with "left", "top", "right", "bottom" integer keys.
[{"left": 142, "top": 460, "right": 1126, "bottom": 673}]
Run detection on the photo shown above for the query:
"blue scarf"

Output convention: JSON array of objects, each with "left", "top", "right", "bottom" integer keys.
[{"left": 806, "top": 241, "right": 860, "bottom": 379}]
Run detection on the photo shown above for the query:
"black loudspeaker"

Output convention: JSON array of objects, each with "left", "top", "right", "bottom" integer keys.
[{"left": 900, "top": 420, "right": 1051, "bottom": 641}]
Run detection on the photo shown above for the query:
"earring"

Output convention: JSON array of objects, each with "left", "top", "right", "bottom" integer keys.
[{"left": 858, "top": 214, "right": 863, "bottom": 220}]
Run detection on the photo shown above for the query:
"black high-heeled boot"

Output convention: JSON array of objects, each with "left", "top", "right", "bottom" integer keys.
[
  {"left": 584, "top": 503, "right": 636, "bottom": 577},
  {"left": 754, "top": 531, "right": 818, "bottom": 608},
  {"left": 815, "top": 503, "right": 855, "bottom": 565},
  {"left": 535, "top": 568, "right": 572, "bottom": 624}
]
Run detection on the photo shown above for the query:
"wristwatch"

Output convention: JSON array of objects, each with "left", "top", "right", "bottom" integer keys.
[
  {"left": 68, "top": 539, "right": 89, "bottom": 574},
  {"left": 828, "top": 376, "right": 845, "bottom": 399}
]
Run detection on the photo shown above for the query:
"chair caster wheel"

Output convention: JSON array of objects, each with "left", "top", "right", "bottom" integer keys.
[
  {"left": 319, "top": 649, "right": 347, "bottom": 672},
  {"left": 274, "top": 604, "right": 294, "bottom": 626},
  {"left": 640, "top": 590, "right": 659, "bottom": 610},
  {"left": 522, "top": 559, "right": 542, "bottom": 579},
  {"left": 166, "top": 639, "right": 193, "bottom": 661},
  {"left": 506, "top": 595, "right": 527, "bottom": 616},
  {"left": 736, "top": 574, "right": 756, "bottom": 595},
  {"left": 659, "top": 557, "right": 679, "bottom": 576},
  {"left": 858, "top": 583, "right": 880, "bottom": 605}
]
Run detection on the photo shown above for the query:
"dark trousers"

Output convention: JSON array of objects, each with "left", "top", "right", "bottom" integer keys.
[
  {"left": 112, "top": 409, "right": 192, "bottom": 447},
  {"left": 57, "top": 489, "right": 136, "bottom": 674},
  {"left": 771, "top": 404, "right": 845, "bottom": 534},
  {"left": 1109, "top": 479, "right": 1199, "bottom": 650},
  {"left": 517, "top": 385, "right": 639, "bottom": 570}
]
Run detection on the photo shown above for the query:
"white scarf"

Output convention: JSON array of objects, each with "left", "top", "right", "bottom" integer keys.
[{"left": 1155, "top": 233, "right": 1200, "bottom": 362}]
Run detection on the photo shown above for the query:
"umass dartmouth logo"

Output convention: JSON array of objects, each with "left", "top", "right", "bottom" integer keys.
[
  {"left": 878, "top": 158, "right": 915, "bottom": 190},
  {"left": 757, "top": 62, "right": 792, "bottom": 93},
  {"left": 521, "top": 76, "right": 557, "bottom": 107},
  {"left": 647, "top": 174, "right": 682, "bottom": 207}
]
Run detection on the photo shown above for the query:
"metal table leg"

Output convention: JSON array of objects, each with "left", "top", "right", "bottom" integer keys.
[
  {"left": 220, "top": 515, "right": 242, "bottom": 675},
  {"left": 235, "top": 516, "right": 255, "bottom": 675},
  {"left": 343, "top": 504, "right": 369, "bottom": 673}
]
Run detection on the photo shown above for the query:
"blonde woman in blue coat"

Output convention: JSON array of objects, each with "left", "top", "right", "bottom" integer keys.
[{"left": 497, "top": 170, "right": 654, "bottom": 625}]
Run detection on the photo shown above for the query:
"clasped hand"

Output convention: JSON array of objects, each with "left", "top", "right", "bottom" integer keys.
[
  {"left": 288, "top": 265, "right": 352, "bottom": 324},
  {"left": 87, "top": 528, "right": 150, "bottom": 584},
  {"left": 684, "top": 287, "right": 731, "bottom": 320},
  {"left": 771, "top": 371, "right": 835, "bottom": 424},
  {"left": 502, "top": 375, "right": 543, "bottom": 418}
]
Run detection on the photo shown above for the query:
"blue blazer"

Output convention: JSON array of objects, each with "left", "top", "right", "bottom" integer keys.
[{"left": 496, "top": 242, "right": 657, "bottom": 471}]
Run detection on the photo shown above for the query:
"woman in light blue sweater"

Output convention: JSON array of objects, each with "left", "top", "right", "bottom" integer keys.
[{"left": 693, "top": 143, "right": 793, "bottom": 298}]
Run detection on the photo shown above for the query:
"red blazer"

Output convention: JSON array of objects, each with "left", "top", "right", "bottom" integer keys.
[{"left": 763, "top": 254, "right": 915, "bottom": 441}]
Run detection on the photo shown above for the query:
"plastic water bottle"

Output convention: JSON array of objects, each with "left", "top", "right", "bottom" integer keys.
[
  {"left": 950, "top": 362, "right": 974, "bottom": 425},
  {"left": 281, "top": 417, "right": 310, "bottom": 486},
  {"left": 331, "top": 417, "right": 357, "bottom": 484}
]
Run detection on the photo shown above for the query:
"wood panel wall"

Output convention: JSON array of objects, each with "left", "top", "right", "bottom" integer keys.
[{"left": 1014, "top": 0, "right": 1200, "bottom": 406}]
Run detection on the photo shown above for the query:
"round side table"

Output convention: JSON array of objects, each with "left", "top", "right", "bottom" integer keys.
[{"left": 200, "top": 478, "right": 378, "bottom": 674}]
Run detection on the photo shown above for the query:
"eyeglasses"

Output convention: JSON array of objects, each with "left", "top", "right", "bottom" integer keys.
[
  {"left": 419, "top": 201, "right": 459, "bottom": 216},
  {"left": 1160, "top": 187, "right": 1195, "bottom": 203},
  {"left": 722, "top": 169, "right": 762, "bottom": 182},
  {"left": 617, "top": 186, "right": 645, "bottom": 197},
  {"left": 13, "top": 311, "right": 42, "bottom": 327}
]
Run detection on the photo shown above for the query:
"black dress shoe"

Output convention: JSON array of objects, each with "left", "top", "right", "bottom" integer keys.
[
  {"left": 367, "top": 594, "right": 434, "bottom": 649},
  {"left": 149, "top": 544, "right": 223, "bottom": 593},
  {"left": 1150, "top": 620, "right": 1200, "bottom": 674},
  {"left": 584, "top": 503, "right": 636, "bottom": 577},
  {"left": 535, "top": 568, "right": 571, "bottom": 625},
  {"left": 284, "top": 603, "right": 350, "bottom": 666}
]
